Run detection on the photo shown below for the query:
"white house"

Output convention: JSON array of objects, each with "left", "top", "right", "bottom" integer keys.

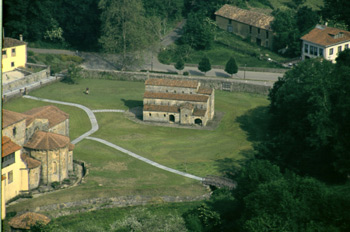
[{"left": 301, "top": 25, "right": 350, "bottom": 63}]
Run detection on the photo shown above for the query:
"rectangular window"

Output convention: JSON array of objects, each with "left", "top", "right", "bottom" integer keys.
[
  {"left": 304, "top": 44, "right": 309, "bottom": 53},
  {"left": 319, "top": 48, "right": 323, "bottom": 56},
  {"left": 314, "top": 47, "right": 318, "bottom": 56},
  {"left": 11, "top": 62, "right": 15, "bottom": 67},
  {"left": 258, "top": 28, "right": 260, "bottom": 34},
  {"left": 266, "top": 31, "right": 269, "bottom": 38},
  {"left": 249, "top": 26, "right": 252, "bottom": 34},
  {"left": 310, "top": 46, "right": 314, "bottom": 55},
  {"left": 227, "top": 25, "right": 233, "bottom": 33},
  {"left": 11, "top": 48, "right": 16, "bottom": 56},
  {"left": 2, "top": 50, "right": 7, "bottom": 58},
  {"left": 8, "top": 171, "right": 13, "bottom": 184},
  {"left": 330, "top": 48, "right": 334, "bottom": 55},
  {"left": 228, "top": 19, "right": 232, "bottom": 25},
  {"left": 346, "top": 44, "right": 349, "bottom": 49},
  {"left": 338, "top": 46, "right": 342, "bottom": 53},
  {"left": 2, "top": 153, "right": 15, "bottom": 168}
]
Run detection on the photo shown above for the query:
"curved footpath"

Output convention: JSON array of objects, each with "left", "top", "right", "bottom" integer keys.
[{"left": 23, "top": 95, "right": 203, "bottom": 181}]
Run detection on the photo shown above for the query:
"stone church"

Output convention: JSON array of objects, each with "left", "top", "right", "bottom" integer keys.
[
  {"left": 2, "top": 105, "right": 74, "bottom": 214},
  {"left": 143, "top": 78, "right": 215, "bottom": 126}
]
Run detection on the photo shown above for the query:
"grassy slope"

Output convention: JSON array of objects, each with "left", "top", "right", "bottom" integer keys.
[{"left": 5, "top": 79, "right": 268, "bottom": 213}]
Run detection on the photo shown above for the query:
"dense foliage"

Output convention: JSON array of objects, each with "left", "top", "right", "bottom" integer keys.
[
  {"left": 224, "top": 57, "right": 238, "bottom": 77},
  {"left": 198, "top": 57, "right": 211, "bottom": 74}
]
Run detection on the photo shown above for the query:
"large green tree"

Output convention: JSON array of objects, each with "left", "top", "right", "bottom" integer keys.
[
  {"left": 322, "top": 0, "right": 350, "bottom": 30},
  {"left": 99, "top": 0, "right": 158, "bottom": 70}
]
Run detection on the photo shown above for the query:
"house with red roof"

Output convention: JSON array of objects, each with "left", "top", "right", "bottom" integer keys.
[{"left": 301, "top": 25, "right": 350, "bottom": 63}]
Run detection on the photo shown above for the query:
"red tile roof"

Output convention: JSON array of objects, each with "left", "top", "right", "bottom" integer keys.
[
  {"left": 198, "top": 87, "right": 213, "bottom": 95},
  {"left": 24, "top": 131, "right": 70, "bottom": 150},
  {"left": 180, "top": 102, "right": 194, "bottom": 110},
  {"left": 21, "top": 153, "right": 41, "bottom": 169},
  {"left": 215, "top": 4, "right": 274, "bottom": 30},
  {"left": 8, "top": 212, "right": 50, "bottom": 230},
  {"left": 193, "top": 109, "right": 207, "bottom": 117},
  {"left": 24, "top": 105, "right": 69, "bottom": 128},
  {"left": 3, "top": 37, "right": 26, "bottom": 48},
  {"left": 2, "top": 136, "right": 21, "bottom": 157},
  {"left": 2, "top": 109, "right": 27, "bottom": 128},
  {"left": 143, "top": 104, "right": 180, "bottom": 113},
  {"left": 145, "top": 78, "right": 199, "bottom": 88},
  {"left": 144, "top": 91, "right": 209, "bottom": 102},
  {"left": 301, "top": 26, "right": 350, "bottom": 46}
]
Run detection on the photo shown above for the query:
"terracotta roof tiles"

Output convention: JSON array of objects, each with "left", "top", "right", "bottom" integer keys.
[
  {"left": 24, "top": 131, "right": 70, "bottom": 150},
  {"left": 193, "top": 109, "right": 207, "bottom": 117},
  {"left": 2, "top": 109, "right": 27, "bottom": 128},
  {"left": 215, "top": 4, "right": 274, "bottom": 30},
  {"left": 2, "top": 136, "right": 22, "bottom": 157},
  {"left": 145, "top": 78, "right": 199, "bottom": 88},
  {"left": 24, "top": 105, "right": 69, "bottom": 128},
  {"left": 143, "top": 104, "right": 180, "bottom": 113},
  {"left": 3, "top": 37, "right": 26, "bottom": 48},
  {"left": 8, "top": 212, "right": 50, "bottom": 230},
  {"left": 144, "top": 91, "right": 208, "bottom": 102},
  {"left": 21, "top": 153, "right": 41, "bottom": 169},
  {"left": 198, "top": 87, "right": 213, "bottom": 95},
  {"left": 301, "top": 26, "right": 350, "bottom": 46}
]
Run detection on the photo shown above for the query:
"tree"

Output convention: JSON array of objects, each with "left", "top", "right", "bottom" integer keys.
[
  {"left": 198, "top": 57, "right": 211, "bottom": 75},
  {"left": 322, "top": 0, "right": 350, "bottom": 30},
  {"left": 296, "top": 6, "right": 320, "bottom": 35},
  {"left": 180, "top": 12, "right": 214, "bottom": 50},
  {"left": 224, "top": 57, "right": 238, "bottom": 77},
  {"left": 63, "top": 65, "right": 82, "bottom": 84},
  {"left": 174, "top": 59, "right": 185, "bottom": 74},
  {"left": 99, "top": 0, "right": 158, "bottom": 70}
]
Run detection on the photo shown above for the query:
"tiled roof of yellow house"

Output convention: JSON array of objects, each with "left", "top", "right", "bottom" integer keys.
[
  {"left": 215, "top": 4, "right": 274, "bottom": 30},
  {"left": 8, "top": 212, "right": 50, "bottom": 230},
  {"left": 301, "top": 25, "right": 350, "bottom": 46},
  {"left": 2, "top": 136, "right": 22, "bottom": 157},
  {"left": 144, "top": 91, "right": 209, "bottom": 102},
  {"left": 24, "top": 105, "right": 69, "bottom": 128},
  {"left": 2, "top": 109, "right": 27, "bottom": 128},
  {"left": 3, "top": 37, "right": 26, "bottom": 48},
  {"left": 198, "top": 86, "right": 213, "bottom": 95},
  {"left": 145, "top": 78, "right": 199, "bottom": 88},
  {"left": 24, "top": 131, "right": 70, "bottom": 150},
  {"left": 143, "top": 104, "right": 180, "bottom": 113},
  {"left": 21, "top": 153, "right": 41, "bottom": 169}
]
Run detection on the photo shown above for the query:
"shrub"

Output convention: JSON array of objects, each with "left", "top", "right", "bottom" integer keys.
[
  {"left": 51, "top": 181, "right": 60, "bottom": 190},
  {"left": 27, "top": 50, "right": 35, "bottom": 56},
  {"left": 183, "top": 71, "right": 189, "bottom": 76},
  {"left": 45, "top": 54, "right": 54, "bottom": 63},
  {"left": 62, "top": 178, "right": 71, "bottom": 185}
]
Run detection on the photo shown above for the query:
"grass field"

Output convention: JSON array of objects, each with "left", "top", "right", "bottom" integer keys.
[{"left": 5, "top": 78, "right": 269, "bottom": 214}]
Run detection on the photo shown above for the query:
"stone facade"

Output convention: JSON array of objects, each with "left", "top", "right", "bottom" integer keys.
[
  {"left": 2, "top": 105, "right": 74, "bottom": 218},
  {"left": 215, "top": 4, "right": 274, "bottom": 49},
  {"left": 143, "top": 78, "right": 215, "bottom": 126}
]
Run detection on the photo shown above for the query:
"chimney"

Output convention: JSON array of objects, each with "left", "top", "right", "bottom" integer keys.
[{"left": 19, "top": 34, "right": 23, "bottom": 41}]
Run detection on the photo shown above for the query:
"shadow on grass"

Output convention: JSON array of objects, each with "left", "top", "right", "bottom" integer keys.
[
  {"left": 235, "top": 106, "right": 270, "bottom": 143},
  {"left": 121, "top": 99, "right": 143, "bottom": 109}
]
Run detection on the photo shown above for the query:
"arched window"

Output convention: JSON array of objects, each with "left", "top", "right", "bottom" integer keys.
[{"left": 52, "top": 161, "right": 58, "bottom": 174}]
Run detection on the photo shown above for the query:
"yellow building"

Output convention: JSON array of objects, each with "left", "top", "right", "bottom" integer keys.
[
  {"left": 1, "top": 137, "right": 27, "bottom": 219},
  {"left": 2, "top": 37, "right": 27, "bottom": 73}
]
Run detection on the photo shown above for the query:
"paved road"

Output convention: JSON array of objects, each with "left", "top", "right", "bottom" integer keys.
[{"left": 22, "top": 95, "right": 203, "bottom": 181}]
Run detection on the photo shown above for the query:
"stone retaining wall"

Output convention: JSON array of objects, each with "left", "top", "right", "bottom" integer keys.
[
  {"left": 81, "top": 69, "right": 272, "bottom": 95},
  {"left": 26, "top": 194, "right": 210, "bottom": 218}
]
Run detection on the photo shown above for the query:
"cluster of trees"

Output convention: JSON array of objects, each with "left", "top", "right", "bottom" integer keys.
[{"left": 181, "top": 50, "right": 350, "bottom": 231}]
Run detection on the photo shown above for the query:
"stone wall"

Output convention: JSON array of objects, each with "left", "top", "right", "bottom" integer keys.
[
  {"left": 28, "top": 166, "right": 41, "bottom": 190},
  {"left": 3, "top": 120, "right": 27, "bottom": 146},
  {"left": 49, "top": 119, "right": 69, "bottom": 137},
  {"left": 26, "top": 119, "right": 49, "bottom": 144},
  {"left": 81, "top": 70, "right": 272, "bottom": 95}
]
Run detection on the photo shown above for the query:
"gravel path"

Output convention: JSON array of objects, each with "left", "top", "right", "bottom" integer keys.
[{"left": 22, "top": 95, "right": 203, "bottom": 181}]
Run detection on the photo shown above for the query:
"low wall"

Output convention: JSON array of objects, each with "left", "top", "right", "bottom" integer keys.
[{"left": 82, "top": 69, "right": 272, "bottom": 95}]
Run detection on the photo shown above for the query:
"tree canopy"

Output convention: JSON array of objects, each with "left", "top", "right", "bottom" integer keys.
[
  {"left": 224, "top": 57, "right": 238, "bottom": 77},
  {"left": 198, "top": 56, "right": 211, "bottom": 74}
]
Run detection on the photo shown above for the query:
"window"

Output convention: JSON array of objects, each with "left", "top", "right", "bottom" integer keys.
[
  {"left": 310, "top": 46, "right": 314, "bottom": 55},
  {"left": 149, "top": 113, "right": 152, "bottom": 116},
  {"left": 319, "top": 48, "right": 323, "bottom": 56},
  {"left": 164, "top": 114, "right": 166, "bottom": 117},
  {"left": 52, "top": 162, "right": 57, "bottom": 174},
  {"left": 8, "top": 171, "right": 13, "bottom": 184},
  {"left": 11, "top": 48, "right": 16, "bottom": 56},
  {"left": 174, "top": 90, "right": 176, "bottom": 93},
  {"left": 345, "top": 44, "right": 349, "bottom": 49},
  {"left": 330, "top": 48, "right": 334, "bottom": 55},
  {"left": 266, "top": 31, "right": 269, "bottom": 38},
  {"left": 228, "top": 19, "right": 232, "bottom": 25},
  {"left": 185, "top": 114, "right": 188, "bottom": 117},
  {"left": 11, "top": 62, "right": 15, "bottom": 67},
  {"left": 2, "top": 50, "right": 7, "bottom": 57},
  {"left": 249, "top": 26, "right": 252, "bottom": 34},
  {"left": 266, "top": 41, "right": 269, "bottom": 47},
  {"left": 314, "top": 47, "right": 318, "bottom": 56},
  {"left": 304, "top": 44, "right": 308, "bottom": 53},
  {"left": 227, "top": 25, "right": 233, "bottom": 32},
  {"left": 258, "top": 28, "right": 260, "bottom": 34},
  {"left": 2, "top": 153, "right": 15, "bottom": 168},
  {"left": 13, "top": 127, "right": 17, "bottom": 136}
]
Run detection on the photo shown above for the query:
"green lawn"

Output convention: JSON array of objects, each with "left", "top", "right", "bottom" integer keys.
[{"left": 5, "top": 78, "right": 269, "bottom": 214}]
